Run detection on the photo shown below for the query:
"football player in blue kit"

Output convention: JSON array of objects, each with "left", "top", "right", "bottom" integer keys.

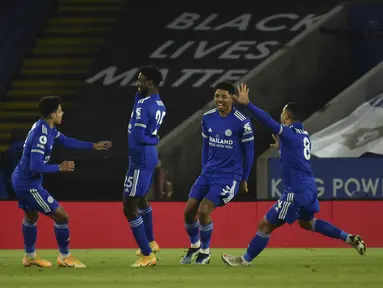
[
  {"left": 222, "top": 83, "right": 366, "bottom": 267},
  {"left": 181, "top": 81, "right": 255, "bottom": 265},
  {"left": 12, "top": 96, "right": 112, "bottom": 268},
  {"left": 123, "top": 67, "right": 166, "bottom": 267}
]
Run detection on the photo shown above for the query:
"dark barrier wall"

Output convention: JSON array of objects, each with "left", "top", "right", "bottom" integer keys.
[{"left": 0, "top": 0, "right": 56, "bottom": 99}]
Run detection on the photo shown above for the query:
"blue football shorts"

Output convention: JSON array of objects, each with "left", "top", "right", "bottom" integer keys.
[
  {"left": 266, "top": 183, "right": 320, "bottom": 225},
  {"left": 189, "top": 172, "right": 240, "bottom": 207},
  {"left": 14, "top": 185, "right": 59, "bottom": 215}
]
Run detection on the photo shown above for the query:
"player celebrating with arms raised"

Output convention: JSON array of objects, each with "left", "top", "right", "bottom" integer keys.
[
  {"left": 123, "top": 67, "right": 166, "bottom": 267},
  {"left": 12, "top": 96, "right": 112, "bottom": 268},
  {"left": 181, "top": 81, "right": 255, "bottom": 265},
  {"left": 222, "top": 84, "right": 366, "bottom": 267}
]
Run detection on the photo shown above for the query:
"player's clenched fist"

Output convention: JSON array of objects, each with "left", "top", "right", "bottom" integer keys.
[{"left": 59, "top": 161, "right": 75, "bottom": 172}]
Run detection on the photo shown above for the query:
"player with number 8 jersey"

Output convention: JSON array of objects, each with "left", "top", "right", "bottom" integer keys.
[
  {"left": 221, "top": 83, "right": 366, "bottom": 267},
  {"left": 123, "top": 67, "right": 166, "bottom": 267}
]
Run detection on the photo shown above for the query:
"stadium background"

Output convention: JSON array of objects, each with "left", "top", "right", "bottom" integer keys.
[{"left": 0, "top": 0, "right": 382, "bottom": 249}]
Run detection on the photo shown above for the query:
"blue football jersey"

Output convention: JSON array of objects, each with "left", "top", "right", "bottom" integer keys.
[
  {"left": 13, "top": 119, "right": 60, "bottom": 188},
  {"left": 127, "top": 92, "right": 166, "bottom": 167},
  {"left": 201, "top": 108, "right": 254, "bottom": 179},
  {"left": 277, "top": 122, "right": 315, "bottom": 192}
]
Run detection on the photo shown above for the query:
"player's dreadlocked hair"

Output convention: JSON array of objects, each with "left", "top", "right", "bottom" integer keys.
[
  {"left": 38, "top": 96, "right": 62, "bottom": 118},
  {"left": 214, "top": 81, "right": 236, "bottom": 95},
  {"left": 139, "top": 66, "right": 163, "bottom": 87},
  {"left": 285, "top": 102, "right": 302, "bottom": 122}
]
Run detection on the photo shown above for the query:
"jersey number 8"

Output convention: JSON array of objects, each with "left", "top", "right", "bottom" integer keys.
[{"left": 303, "top": 137, "right": 311, "bottom": 160}]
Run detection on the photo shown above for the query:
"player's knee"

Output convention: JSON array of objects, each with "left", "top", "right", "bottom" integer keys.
[
  {"left": 123, "top": 205, "right": 130, "bottom": 218},
  {"left": 54, "top": 207, "right": 69, "bottom": 222},
  {"left": 24, "top": 212, "right": 39, "bottom": 223},
  {"left": 137, "top": 197, "right": 150, "bottom": 210},
  {"left": 62, "top": 213, "right": 69, "bottom": 222},
  {"left": 197, "top": 204, "right": 212, "bottom": 221},
  {"left": 258, "top": 217, "right": 276, "bottom": 234},
  {"left": 184, "top": 207, "right": 196, "bottom": 223},
  {"left": 56, "top": 212, "right": 69, "bottom": 222},
  {"left": 298, "top": 220, "right": 313, "bottom": 230},
  {"left": 123, "top": 202, "right": 138, "bottom": 219}
]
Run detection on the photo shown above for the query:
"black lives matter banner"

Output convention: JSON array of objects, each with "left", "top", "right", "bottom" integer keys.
[{"left": 64, "top": 0, "right": 340, "bottom": 158}]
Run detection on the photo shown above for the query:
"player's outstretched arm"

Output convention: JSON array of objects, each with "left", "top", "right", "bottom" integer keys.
[
  {"left": 56, "top": 132, "right": 112, "bottom": 150},
  {"left": 234, "top": 83, "right": 282, "bottom": 135},
  {"left": 240, "top": 121, "right": 255, "bottom": 193}
]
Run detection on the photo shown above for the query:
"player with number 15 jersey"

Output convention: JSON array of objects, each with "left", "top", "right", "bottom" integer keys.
[
  {"left": 126, "top": 87, "right": 166, "bottom": 196},
  {"left": 123, "top": 67, "right": 166, "bottom": 267}
]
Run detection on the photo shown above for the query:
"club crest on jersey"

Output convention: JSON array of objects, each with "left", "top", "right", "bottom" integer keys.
[
  {"left": 225, "top": 129, "right": 232, "bottom": 137},
  {"left": 208, "top": 128, "right": 212, "bottom": 132}
]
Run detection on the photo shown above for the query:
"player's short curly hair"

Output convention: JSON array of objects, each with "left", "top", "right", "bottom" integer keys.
[
  {"left": 139, "top": 66, "right": 163, "bottom": 87},
  {"left": 214, "top": 81, "right": 236, "bottom": 95},
  {"left": 285, "top": 102, "right": 302, "bottom": 122},
  {"left": 38, "top": 96, "right": 61, "bottom": 118}
]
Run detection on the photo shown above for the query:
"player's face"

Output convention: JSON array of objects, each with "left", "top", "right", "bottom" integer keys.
[
  {"left": 52, "top": 105, "right": 63, "bottom": 125},
  {"left": 137, "top": 73, "right": 151, "bottom": 95},
  {"left": 214, "top": 89, "right": 233, "bottom": 113},
  {"left": 280, "top": 105, "right": 289, "bottom": 125}
]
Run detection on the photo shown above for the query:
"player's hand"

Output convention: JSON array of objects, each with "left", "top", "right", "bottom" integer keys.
[
  {"left": 93, "top": 141, "right": 113, "bottom": 151},
  {"left": 240, "top": 180, "right": 248, "bottom": 193},
  {"left": 59, "top": 161, "right": 75, "bottom": 172},
  {"left": 270, "top": 134, "right": 280, "bottom": 149},
  {"left": 233, "top": 83, "right": 250, "bottom": 105}
]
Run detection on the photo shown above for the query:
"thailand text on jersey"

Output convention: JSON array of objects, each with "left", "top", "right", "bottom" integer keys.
[{"left": 201, "top": 108, "right": 254, "bottom": 179}]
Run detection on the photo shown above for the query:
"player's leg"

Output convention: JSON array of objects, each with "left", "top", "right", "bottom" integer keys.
[
  {"left": 298, "top": 209, "right": 366, "bottom": 255},
  {"left": 14, "top": 187, "right": 53, "bottom": 268},
  {"left": 194, "top": 198, "right": 215, "bottom": 264},
  {"left": 136, "top": 195, "right": 159, "bottom": 256},
  {"left": 180, "top": 174, "right": 209, "bottom": 264},
  {"left": 21, "top": 209, "right": 52, "bottom": 268},
  {"left": 222, "top": 196, "right": 296, "bottom": 267},
  {"left": 22, "top": 210, "right": 38, "bottom": 259},
  {"left": 194, "top": 177, "right": 240, "bottom": 264},
  {"left": 40, "top": 192, "right": 86, "bottom": 268},
  {"left": 180, "top": 197, "right": 201, "bottom": 264},
  {"left": 122, "top": 168, "right": 156, "bottom": 267}
]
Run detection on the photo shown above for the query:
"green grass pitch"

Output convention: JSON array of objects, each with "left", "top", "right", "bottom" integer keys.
[{"left": 1, "top": 248, "right": 382, "bottom": 288}]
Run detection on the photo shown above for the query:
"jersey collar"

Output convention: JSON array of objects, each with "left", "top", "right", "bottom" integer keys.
[{"left": 289, "top": 122, "right": 303, "bottom": 129}]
